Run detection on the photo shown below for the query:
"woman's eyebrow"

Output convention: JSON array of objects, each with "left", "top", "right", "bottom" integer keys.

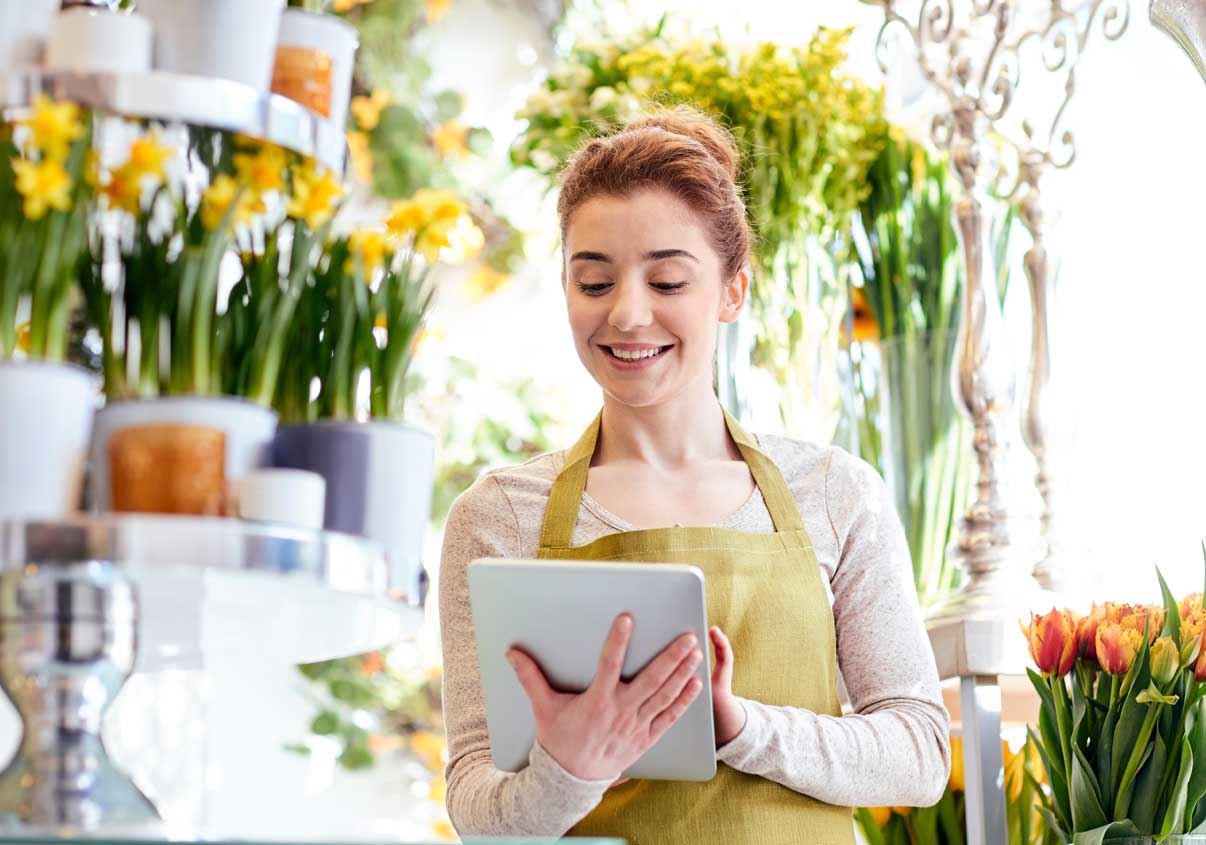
[{"left": 569, "top": 249, "right": 699, "bottom": 263}]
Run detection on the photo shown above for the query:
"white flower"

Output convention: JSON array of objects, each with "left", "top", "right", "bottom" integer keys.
[
  {"left": 589, "top": 86, "right": 618, "bottom": 111},
  {"left": 530, "top": 148, "right": 560, "bottom": 173},
  {"left": 553, "top": 63, "right": 594, "bottom": 91},
  {"left": 628, "top": 76, "right": 654, "bottom": 95}
]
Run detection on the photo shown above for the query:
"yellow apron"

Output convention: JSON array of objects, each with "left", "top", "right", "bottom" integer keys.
[{"left": 535, "top": 407, "right": 855, "bottom": 845}]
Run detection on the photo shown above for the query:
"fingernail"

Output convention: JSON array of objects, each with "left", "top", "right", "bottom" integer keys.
[
  {"left": 505, "top": 652, "right": 517, "bottom": 666},
  {"left": 619, "top": 615, "right": 632, "bottom": 631}
]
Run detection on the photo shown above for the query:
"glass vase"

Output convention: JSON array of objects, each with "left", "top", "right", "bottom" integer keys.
[{"left": 840, "top": 329, "right": 973, "bottom": 610}]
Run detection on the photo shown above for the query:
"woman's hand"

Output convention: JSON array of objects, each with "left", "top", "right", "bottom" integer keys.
[
  {"left": 506, "top": 613, "right": 703, "bottom": 782},
  {"left": 709, "top": 626, "right": 747, "bottom": 747}
]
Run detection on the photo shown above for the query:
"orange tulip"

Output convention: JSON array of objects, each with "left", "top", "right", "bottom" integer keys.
[
  {"left": 949, "top": 734, "right": 965, "bottom": 792},
  {"left": 865, "top": 806, "right": 892, "bottom": 827},
  {"left": 1097, "top": 622, "right": 1144, "bottom": 676},
  {"left": 1022, "top": 608, "right": 1078, "bottom": 677},
  {"left": 1077, "top": 603, "right": 1107, "bottom": 664},
  {"left": 1180, "top": 593, "right": 1203, "bottom": 621},
  {"left": 1106, "top": 603, "right": 1164, "bottom": 643}
]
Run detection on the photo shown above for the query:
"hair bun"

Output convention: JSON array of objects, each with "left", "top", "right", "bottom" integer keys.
[{"left": 624, "top": 106, "right": 740, "bottom": 182}]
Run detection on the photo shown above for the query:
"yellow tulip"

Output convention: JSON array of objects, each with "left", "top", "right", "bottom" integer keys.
[
  {"left": 18, "top": 95, "right": 83, "bottom": 161},
  {"left": 890, "top": 806, "right": 912, "bottom": 817},
  {"left": 12, "top": 158, "right": 72, "bottom": 220},
  {"left": 1152, "top": 636, "right": 1180, "bottom": 686},
  {"left": 1021, "top": 608, "right": 1078, "bottom": 678}
]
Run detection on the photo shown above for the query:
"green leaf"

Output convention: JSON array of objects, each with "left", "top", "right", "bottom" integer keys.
[
  {"left": 1158, "top": 737, "right": 1194, "bottom": 838},
  {"left": 338, "top": 742, "right": 375, "bottom": 770},
  {"left": 1032, "top": 724, "right": 1073, "bottom": 831},
  {"left": 1137, "top": 682, "right": 1180, "bottom": 706},
  {"left": 911, "top": 803, "right": 939, "bottom": 844},
  {"left": 853, "top": 809, "right": 887, "bottom": 845},
  {"left": 1037, "top": 805, "right": 1070, "bottom": 843},
  {"left": 1072, "top": 741, "right": 1109, "bottom": 830},
  {"left": 1130, "top": 732, "right": 1167, "bottom": 833},
  {"left": 1113, "top": 636, "right": 1154, "bottom": 787},
  {"left": 1071, "top": 820, "right": 1141, "bottom": 845},
  {"left": 1185, "top": 698, "right": 1206, "bottom": 830},
  {"left": 1158, "top": 565, "right": 1183, "bottom": 645},
  {"left": 310, "top": 710, "right": 339, "bottom": 736}
]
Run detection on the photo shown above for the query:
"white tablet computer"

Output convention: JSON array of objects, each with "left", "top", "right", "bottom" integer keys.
[{"left": 467, "top": 558, "right": 716, "bottom": 782}]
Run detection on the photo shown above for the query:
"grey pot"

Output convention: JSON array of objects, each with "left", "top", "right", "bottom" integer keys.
[{"left": 272, "top": 420, "right": 435, "bottom": 603}]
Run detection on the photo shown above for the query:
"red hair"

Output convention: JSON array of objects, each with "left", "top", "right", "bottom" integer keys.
[{"left": 557, "top": 106, "right": 751, "bottom": 279}]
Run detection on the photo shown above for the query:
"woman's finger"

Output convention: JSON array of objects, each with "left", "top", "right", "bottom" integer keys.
[
  {"left": 649, "top": 677, "right": 703, "bottom": 742},
  {"left": 625, "top": 631, "right": 697, "bottom": 703},
  {"left": 637, "top": 646, "right": 702, "bottom": 721},
  {"left": 507, "top": 648, "right": 554, "bottom": 715},
  {"left": 591, "top": 613, "right": 634, "bottom": 691},
  {"left": 710, "top": 627, "right": 732, "bottom": 686}
]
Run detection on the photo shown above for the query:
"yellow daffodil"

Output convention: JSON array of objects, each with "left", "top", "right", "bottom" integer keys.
[
  {"left": 431, "top": 819, "right": 456, "bottom": 842},
  {"left": 101, "top": 165, "right": 145, "bottom": 215},
  {"left": 12, "top": 158, "right": 73, "bottom": 220},
  {"left": 413, "top": 187, "right": 466, "bottom": 223},
  {"left": 410, "top": 730, "right": 446, "bottom": 773},
  {"left": 287, "top": 162, "right": 343, "bottom": 230},
  {"left": 350, "top": 89, "right": 390, "bottom": 131},
  {"left": 415, "top": 224, "right": 453, "bottom": 263},
  {"left": 333, "top": 0, "right": 375, "bottom": 10},
  {"left": 15, "top": 322, "right": 30, "bottom": 354},
  {"left": 425, "top": 0, "right": 452, "bottom": 23},
  {"left": 348, "top": 228, "right": 393, "bottom": 278},
  {"left": 84, "top": 150, "right": 101, "bottom": 190},
  {"left": 346, "top": 130, "right": 373, "bottom": 185},
  {"left": 233, "top": 143, "right": 287, "bottom": 195},
  {"left": 200, "top": 174, "right": 262, "bottom": 230},
  {"left": 126, "top": 133, "right": 173, "bottom": 181},
  {"left": 431, "top": 119, "right": 470, "bottom": 159},
  {"left": 428, "top": 774, "right": 447, "bottom": 804},
  {"left": 18, "top": 95, "right": 83, "bottom": 161},
  {"left": 385, "top": 198, "right": 426, "bottom": 235}
]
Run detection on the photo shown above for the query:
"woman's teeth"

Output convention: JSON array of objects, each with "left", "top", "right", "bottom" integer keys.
[{"left": 607, "top": 346, "right": 667, "bottom": 360}]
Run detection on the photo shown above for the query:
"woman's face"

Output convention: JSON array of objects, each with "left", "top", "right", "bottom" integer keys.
[{"left": 563, "top": 188, "right": 746, "bottom": 409}]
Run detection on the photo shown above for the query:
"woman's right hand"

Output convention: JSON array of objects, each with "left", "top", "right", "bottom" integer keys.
[{"left": 505, "top": 613, "right": 704, "bottom": 781}]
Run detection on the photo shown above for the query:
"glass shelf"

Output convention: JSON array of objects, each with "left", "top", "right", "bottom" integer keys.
[{"left": 0, "top": 69, "right": 347, "bottom": 172}]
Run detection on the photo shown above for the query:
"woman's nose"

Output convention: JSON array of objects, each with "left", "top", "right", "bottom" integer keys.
[{"left": 607, "top": 279, "right": 653, "bottom": 332}]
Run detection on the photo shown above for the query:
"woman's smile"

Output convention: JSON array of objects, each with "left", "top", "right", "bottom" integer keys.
[{"left": 599, "top": 342, "right": 676, "bottom": 370}]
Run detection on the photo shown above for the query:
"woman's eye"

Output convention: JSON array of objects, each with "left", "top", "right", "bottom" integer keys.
[
  {"left": 575, "top": 281, "right": 612, "bottom": 295},
  {"left": 652, "top": 281, "right": 689, "bottom": 293}
]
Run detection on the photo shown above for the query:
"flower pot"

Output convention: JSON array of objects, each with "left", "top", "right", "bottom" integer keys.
[
  {"left": 272, "top": 420, "right": 435, "bottom": 602},
  {"left": 45, "top": 8, "right": 153, "bottom": 75},
  {"left": 0, "top": 360, "right": 97, "bottom": 519},
  {"left": 109, "top": 424, "right": 226, "bottom": 515},
  {"left": 135, "top": 0, "right": 286, "bottom": 91},
  {"left": 236, "top": 468, "right": 326, "bottom": 531},
  {"left": 271, "top": 9, "right": 359, "bottom": 129},
  {"left": 0, "top": 0, "right": 60, "bottom": 71},
  {"left": 90, "top": 396, "right": 277, "bottom": 513}
]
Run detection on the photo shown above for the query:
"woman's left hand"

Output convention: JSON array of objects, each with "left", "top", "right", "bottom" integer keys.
[{"left": 709, "top": 626, "right": 747, "bottom": 747}]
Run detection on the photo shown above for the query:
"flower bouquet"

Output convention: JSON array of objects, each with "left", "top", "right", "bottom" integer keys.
[{"left": 1022, "top": 560, "right": 1206, "bottom": 843}]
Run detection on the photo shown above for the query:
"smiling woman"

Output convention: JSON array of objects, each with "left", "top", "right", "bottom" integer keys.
[{"left": 438, "top": 106, "right": 951, "bottom": 845}]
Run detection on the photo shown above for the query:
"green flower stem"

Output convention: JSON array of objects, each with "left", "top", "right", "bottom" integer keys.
[{"left": 1115, "top": 704, "right": 1164, "bottom": 820}]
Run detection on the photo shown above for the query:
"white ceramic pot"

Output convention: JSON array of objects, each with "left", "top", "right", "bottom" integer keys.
[
  {"left": 46, "top": 8, "right": 153, "bottom": 75},
  {"left": 136, "top": 0, "right": 286, "bottom": 91},
  {"left": 0, "top": 0, "right": 61, "bottom": 71},
  {"left": 0, "top": 361, "right": 98, "bottom": 519},
  {"left": 90, "top": 396, "right": 278, "bottom": 512},
  {"left": 273, "top": 9, "right": 359, "bottom": 129},
  {"left": 236, "top": 468, "right": 326, "bottom": 531},
  {"left": 272, "top": 420, "right": 435, "bottom": 603}
]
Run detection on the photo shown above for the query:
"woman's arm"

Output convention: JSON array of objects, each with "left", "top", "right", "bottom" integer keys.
[
  {"left": 715, "top": 448, "right": 951, "bottom": 808},
  {"left": 439, "top": 474, "right": 611, "bottom": 837}
]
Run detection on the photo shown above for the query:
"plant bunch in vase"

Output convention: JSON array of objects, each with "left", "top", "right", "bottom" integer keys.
[
  {"left": 511, "top": 22, "right": 885, "bottom": 440},
  {"left": 0, "top": 94, "right": 98, "bottom": 520},
  {"left": 843, "top": 127, "right": 1015, "bottom": 609},
  {"left": 1021, "top": 561, "right": 1206, "bottom": 844}
]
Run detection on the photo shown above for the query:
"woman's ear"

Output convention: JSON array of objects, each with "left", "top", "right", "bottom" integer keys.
[{"left": 718, "top": 268, "right": 749, "bottom": 324}]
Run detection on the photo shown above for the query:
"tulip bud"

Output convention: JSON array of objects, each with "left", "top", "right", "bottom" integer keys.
[
  {"left": 866, "top": 806, "right": 892, "bottom": 827},
  {"left": 1022, "top": 609, "right": 1078, "bottom": 677},
  {"left": 949, "top": 734, "right": 965, "bottom": 793},
  {"left": 1077, "top": 604, "right": 1106, "bottom": 664},
  {"left": 1151, "top": 636, "right": 1180, "bottom": 686},
  {"left": 1097, "top": 622, "right": 1143, "bottom": 676}
]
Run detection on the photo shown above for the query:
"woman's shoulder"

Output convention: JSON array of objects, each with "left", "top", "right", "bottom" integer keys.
[
  {"left": 446, "top": 449, "right": 567, "bottom": 542},
  {"left": 752, "top": 433, "right": 883, "bottom": 500}
]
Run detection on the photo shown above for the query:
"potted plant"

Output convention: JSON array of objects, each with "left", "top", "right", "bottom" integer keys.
[
  {"left": 1022, "top": 558, "right": 1206, "bottom": 844},
  {"left": 0, "top": 95, "right": 98, "bottom": 518},
  {"left": 134, "top": 0, "right": 286, "bottom": 92},
  {"left": 82, "top": 128, "right": 343, "bottom": 513},
  {"left": 273, "top": 1, "right": 360, "bottom": 130},
  {"left": 272, "top": 188, "right": 479, "bottom": 601}
]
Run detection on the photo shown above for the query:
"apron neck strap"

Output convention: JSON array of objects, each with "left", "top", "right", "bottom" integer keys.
[{"left": 537, "top": 406, "right": 804, "bottom": 549}]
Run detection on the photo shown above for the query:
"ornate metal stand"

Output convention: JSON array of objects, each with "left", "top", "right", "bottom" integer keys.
[{"left": 866, "top": 3, "right": 1128, "bottom": 844}]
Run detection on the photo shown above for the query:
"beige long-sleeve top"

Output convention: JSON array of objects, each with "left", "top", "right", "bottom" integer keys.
[{"left": 438, "top": 432, "right": 951, "bottom": 838}]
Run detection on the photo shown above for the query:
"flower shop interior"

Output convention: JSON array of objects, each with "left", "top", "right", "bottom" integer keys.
[{"left": 0, "top": 0, "right": 1201, "bottom": 844}]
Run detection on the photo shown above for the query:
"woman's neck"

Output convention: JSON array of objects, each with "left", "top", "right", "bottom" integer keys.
[{"left": 593, "top": 385, "right": 741, "bottom": 472}]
